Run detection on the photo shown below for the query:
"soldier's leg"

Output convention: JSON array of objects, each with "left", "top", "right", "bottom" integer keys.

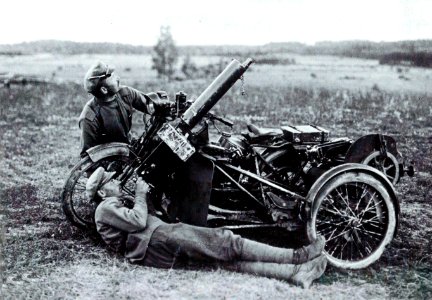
[
  {"left": 241, "top": 235, "right": 325, "bottom": 264},
  {"left": 166, "top": 223, "right": 244, "bottom": 262},
  {"left": 225, "top": 255, "right": 328, "bottom": 289},
  {"left": 167, "top": 223, "right": 325, "bottom": 265},
  {"left": 141, "top": 226, "right": 177, "bottom": 268}
]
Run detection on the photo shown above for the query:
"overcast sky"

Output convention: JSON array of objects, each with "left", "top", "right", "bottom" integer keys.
[{"left": 3, "top": 0, "right": 431, "bottom": 46}]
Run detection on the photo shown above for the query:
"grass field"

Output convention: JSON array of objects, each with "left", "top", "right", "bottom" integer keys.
[{"left": 1, "top": 54, "right": 431, "bottom": 299}]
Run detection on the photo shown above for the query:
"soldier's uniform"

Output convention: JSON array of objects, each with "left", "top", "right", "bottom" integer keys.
[
  {"left": 78, "top": 86, "right": 159, "bottom": 157},
  {"left": 87, "top": 167, "right": 327, "bottom": 287}
]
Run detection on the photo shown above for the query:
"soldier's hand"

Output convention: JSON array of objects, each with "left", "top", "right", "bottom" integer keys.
[
  {"left": 153, "top": 99, "right": 174, "bottom": 116},
  {"left": 135, "top": 177, "right": 150, "bottom": 194}
]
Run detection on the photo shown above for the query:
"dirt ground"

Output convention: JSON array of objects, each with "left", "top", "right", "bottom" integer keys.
[{"left": 1, "top": 55, "right": 431, "bottom": 299}]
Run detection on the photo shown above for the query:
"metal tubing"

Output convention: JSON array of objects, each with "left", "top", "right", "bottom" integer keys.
[
  {"left": 223, "top": 163, "right": 306, "bottom": 201},
  {"left": 181, "top": 58, "right": 254, "bottom": 129},
  {"left": 214, "top": 164, "right": 263, "bottom": 206}
]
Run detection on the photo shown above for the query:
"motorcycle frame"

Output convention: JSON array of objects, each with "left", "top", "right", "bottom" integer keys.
[{"left": 203, "top": 141, "right": 311, "bottom": 230}]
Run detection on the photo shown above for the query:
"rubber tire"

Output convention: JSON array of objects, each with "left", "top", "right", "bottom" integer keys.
[
  {"left": 307, "top": 171, "right": 397, "bottom": 269},
  {"left": 62, "top": 155, "right": 131, "bottom": 230}
]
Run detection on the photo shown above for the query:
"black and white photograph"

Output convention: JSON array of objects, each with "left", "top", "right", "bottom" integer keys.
[{"left": 1, "top": 0, "right": 431, "bottom": 299}]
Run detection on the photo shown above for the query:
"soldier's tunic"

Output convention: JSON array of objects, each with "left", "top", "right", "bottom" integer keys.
[
  {"left": 94, "top": 193, "right": 244, "bottom": 268},
  {"left": 78, "top": 86, "right": 154, "bottom": 157}
]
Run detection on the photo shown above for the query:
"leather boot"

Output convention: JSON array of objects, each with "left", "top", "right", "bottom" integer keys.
[
  {"left": 240, "top": 235, "right": 325, "bottom": 264},
  {"left": 226, "top": 254, "right": 327, "bottom": 289}
]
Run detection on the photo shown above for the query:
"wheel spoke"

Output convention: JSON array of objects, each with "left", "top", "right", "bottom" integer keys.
[
  {"left": 355, "top": 185, "right": 369, "bottom": 211},
  {"left": 317, "top": 219, "right": 348, "bottom": 227},
  {"left": 335, "top": 187, "right": 356, "bottom": 217},
  {"left": 317, "top": 223, "right": 349, "bottom": 236},
  {"left": 359, "top": 200, "right": 385, "bottom": 221},
  {"left": 364, "top": 241, "right": 373, "bottom": 255},
  {"left": 330, "top": 239, "right": 343, "bottom": 256},
  {"left": 319, "top": 206, "right": 343, "bottom": 217},
  {"left": 359, "top": 231, "right": 381, "bottom": 242},
  {"left": 326, "top": 237, "right": 341, "bottom": 256},
  {"left": 325, "top": 240, "right": 336, "bottom": 254},
  {"left": 361, "top": 214, "right": 382, "bottom": 224},
  {"left": 358, "top": 230, "right": 375, "bottom": 255},
  {"left": 357, "top": 227, "right": 384, "bottom": 238},
  {"left": 327, "top": 227, "right": 351, "bottom": 242},
  {"left": 352, "top": 231, "right": 365, "bottom": 258},
  {"left": 358, "top": 191, "right": 377, "bottom": 218},
  {"left": 322, "top": 195, "right": 346, "bottom": 216},
  {"left": 339, "top": 238, "right": 350, "bottom": 259},
  {"left": 318, "top": 222, "right": 345, "bottom": 235},
  {"left": 362, "top": 220, "right": 382, "bottom": 229},
  {"left": 326, "top": 227, "right": 339, "bottom": 241},
  {"left": 386, "top": 175, "right": 395, "bottom": 181},
  {"left": 384, "top": 165, "right": 394, "bottom": 172}
]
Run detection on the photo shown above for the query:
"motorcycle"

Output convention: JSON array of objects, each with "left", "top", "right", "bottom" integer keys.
[{"left": 62, "top": 58, "right": 414, "bottom": 270}]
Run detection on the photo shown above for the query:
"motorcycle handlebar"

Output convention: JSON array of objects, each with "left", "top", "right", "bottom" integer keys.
[{"left": 207, "top": 112, "right": 234, "bottom": 127}]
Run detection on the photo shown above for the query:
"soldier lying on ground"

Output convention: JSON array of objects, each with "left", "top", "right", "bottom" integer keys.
[{"left": 86, "top": 167, "right": 328, "bottom": 289}]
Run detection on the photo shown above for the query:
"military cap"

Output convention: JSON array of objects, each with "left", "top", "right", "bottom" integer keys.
[
  {"left": 83, "top": 61, "right": 115, "bottom": 93},
  {"left": 86, "top": 167, "right": 116, "bottom": 200}
]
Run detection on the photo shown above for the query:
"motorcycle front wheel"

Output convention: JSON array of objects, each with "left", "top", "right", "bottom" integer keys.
[
  {"left": 307, "top": 171, "right": 397, "bottom": 269},
  {"left": 62, "top": 154, "right": 133, "bottom": 230}
]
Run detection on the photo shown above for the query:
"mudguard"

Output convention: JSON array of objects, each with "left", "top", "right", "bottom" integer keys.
[
  {"left": 86, "top": 142, "right": 130, "bottom": 162},
  {"left": 345, "top": 134, "right": 399, "bottom": 163},
  {"left": 306, "top": 163, "right": 400, "bottom": 234}
]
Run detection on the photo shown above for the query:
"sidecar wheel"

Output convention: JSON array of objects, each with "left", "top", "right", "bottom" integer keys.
[
  {"left": 62, "top": 155, "right": 132, "bottom": 230},
  {"left": 362, "top": 151, "right": 400, "bottom": 185},
  {"left": 307, "top": 171, "right": 397, "bottom": 269}
]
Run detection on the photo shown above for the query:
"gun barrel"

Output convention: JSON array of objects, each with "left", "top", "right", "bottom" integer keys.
[{"left": 181, "top": 58, "right": 254, "bottom": 129}]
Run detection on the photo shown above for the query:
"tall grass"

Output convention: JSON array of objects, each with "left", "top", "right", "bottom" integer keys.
[{"left": 1, "top": 80, "right": 431, "bottom": 299}]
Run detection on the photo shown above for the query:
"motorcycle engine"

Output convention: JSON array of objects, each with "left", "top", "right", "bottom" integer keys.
[{"left": 218, "top": 135, "right": 249, "bottom": 158}]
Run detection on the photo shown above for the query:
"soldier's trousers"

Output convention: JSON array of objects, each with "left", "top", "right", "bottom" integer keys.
[{"left": 142, "top": 223, "right": 244, "bottom": 268}]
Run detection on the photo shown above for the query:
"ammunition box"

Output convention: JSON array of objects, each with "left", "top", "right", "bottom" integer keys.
[{"left": 281, "top": 125, "right": 329, "bottom": 143}]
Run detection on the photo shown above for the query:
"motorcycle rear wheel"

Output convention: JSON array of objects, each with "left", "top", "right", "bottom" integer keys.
[
  {"left": 62, "top": 154, "right": 132, "bottom": 230},
  {"left": 307, "top": 171, "right": 397, "bottom": 269},
  {"left": 362, "top": 151, "right": 400, "bottom": 185}
]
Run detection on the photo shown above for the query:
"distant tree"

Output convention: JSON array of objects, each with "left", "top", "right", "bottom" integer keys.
[
  {"left": 181, "top": 54, "right": 198, "bottom": 78},
  {"left": 152, "top": 26, "right": 178, "bottom": 80}
]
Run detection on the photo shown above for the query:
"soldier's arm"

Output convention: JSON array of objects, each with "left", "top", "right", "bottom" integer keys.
[
  {"left": 123, "top": 86, "right": 156, "bottom": 115},
  {"left": 95, "top": 178, "right": 150, "bottom": 232}
]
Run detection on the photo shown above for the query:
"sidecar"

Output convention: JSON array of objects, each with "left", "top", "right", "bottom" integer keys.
[
  {"left": 244, "top": 123, "right": 414, "bottom": 185},
  {"left": 208, "top": 123, "right": 414, "bottom": 269}
]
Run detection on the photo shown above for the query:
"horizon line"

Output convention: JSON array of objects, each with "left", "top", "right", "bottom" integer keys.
[{"left": 1, "top": 38, "right": 432, "bottom": 48}]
